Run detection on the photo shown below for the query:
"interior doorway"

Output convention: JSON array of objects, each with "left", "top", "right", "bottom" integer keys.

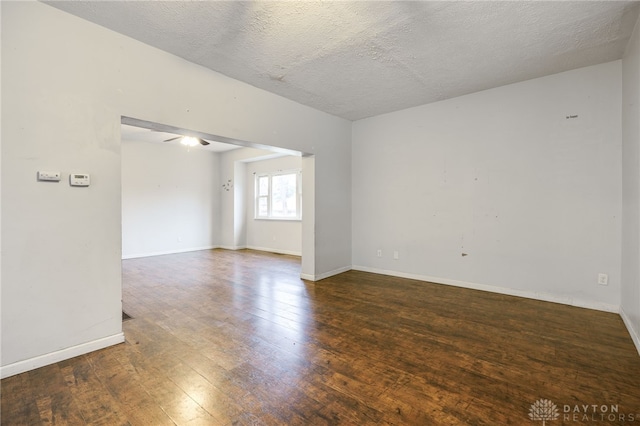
[{"left": 119, "top": 116, "right": 315, "bottom": 323}]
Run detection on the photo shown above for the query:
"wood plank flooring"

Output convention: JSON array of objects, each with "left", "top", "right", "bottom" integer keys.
[{"left": 2, "top": 249, "right": 640, "bottom": 425}]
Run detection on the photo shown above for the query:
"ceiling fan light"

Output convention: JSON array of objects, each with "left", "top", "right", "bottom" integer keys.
[{"left": 181, "top": 136, "right": 199, "bottom": 147}]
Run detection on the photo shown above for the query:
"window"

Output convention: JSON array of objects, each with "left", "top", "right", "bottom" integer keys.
[{"left": 255, "top": 170, "right": 301, "bottom": 220}]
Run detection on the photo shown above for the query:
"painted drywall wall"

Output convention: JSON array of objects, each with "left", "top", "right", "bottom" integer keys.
[
  {"left": 301, "top": 156, "right": 316, "bottom": 278},
  {"left": 622, "top": 14, "right": 640, "bottom": 353},
  {"left": 233, "top": 161, "right": 248, "bottom": 249},
  {"left": 352, "top": 61, "right": 622, "bottom": 311},
  {"left": 121, "top": 140, "right": 220, "bottom": 259},
  {"left": 245, "top": 156, "right": 303, "bottom": 255},
  {"left": 219, "top": 147, "right": 277, "bottom": 250},
  {"left": 1, "top": 2, "right": 351, "bottom": 377}
]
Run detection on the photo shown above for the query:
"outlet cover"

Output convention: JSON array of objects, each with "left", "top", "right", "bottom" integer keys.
[{"left": 598, "top": 273, "right": 608, "bottom": 286}]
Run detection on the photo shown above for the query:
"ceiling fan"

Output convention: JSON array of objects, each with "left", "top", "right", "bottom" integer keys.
[{"left": 164, "top": 135, "right": 210, "bottom": 147}]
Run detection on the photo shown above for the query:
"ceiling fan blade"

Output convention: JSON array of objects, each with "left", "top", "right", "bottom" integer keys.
[
  {"left": 164, "top": 136, "right": 181, "bottom": 142},
  {"left": 198, "top": 139, "right": 210, "bottom": 146}
]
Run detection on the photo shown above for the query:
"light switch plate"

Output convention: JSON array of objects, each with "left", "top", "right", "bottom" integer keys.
[{"left": 37, "top": 171, "right": 61, "bottom": 182}]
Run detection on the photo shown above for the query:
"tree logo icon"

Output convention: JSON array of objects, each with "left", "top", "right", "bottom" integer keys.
[{"left": 529, "top": 399, "right": 559, "bottom": 425}]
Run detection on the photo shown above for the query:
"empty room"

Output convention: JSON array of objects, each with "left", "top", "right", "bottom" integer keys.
[{"left": 2, "top": 1, "right": 640, "bottom": 425}]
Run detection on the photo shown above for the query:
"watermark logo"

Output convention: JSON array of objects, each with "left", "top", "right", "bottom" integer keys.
[
  {"left": 528, "top": 399, "right": 639, "bottom": 423},
  {"left": 529, "top": 399, "right": 560, "bottom": 425}
]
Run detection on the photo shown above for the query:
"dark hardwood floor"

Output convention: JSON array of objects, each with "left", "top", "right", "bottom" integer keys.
[{"left": 2, "top": 249, "right": 640, "bottom": 425}]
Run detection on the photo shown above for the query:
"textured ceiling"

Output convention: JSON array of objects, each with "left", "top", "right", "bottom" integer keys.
[{"left": 47, "top": 1, "right": 640, "bottom": 121}]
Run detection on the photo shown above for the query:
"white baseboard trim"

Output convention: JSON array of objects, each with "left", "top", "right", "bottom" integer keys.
[
  {"left": 351, "top": 265, "right": 620, "bottom": 314},
  {"left": 246, "top": 246, "right": 302, "bottom": 257},
  {"left": 1, "top": 333, "right": 125, "bottom": 379},
  {"left": 620, "top": 307, "right": 640, "bottom": 356},
  {"left": 218, "top": 245, "right": 247, "bottom": 251},
  {"left": 122, "top": 246, "right": 218, "bottom": 259},
  {"left": 301, "top": 265, "right": 352, "bottom": 282}
]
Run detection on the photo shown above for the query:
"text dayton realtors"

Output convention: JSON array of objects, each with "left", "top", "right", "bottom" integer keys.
[{"left": 563, "top": 404, "right": 636, "bottom": 422}]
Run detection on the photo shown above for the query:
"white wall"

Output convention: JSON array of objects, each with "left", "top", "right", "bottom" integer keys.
[
  {"left": 218, "top": 149, "right": 303, "bottom": 256},
  {"left": 353, "top": 61, "right": 622, "bottom": 312},
  {"left": 622, "top": 14, "right": 640, "bottom": 354},
  {"left": 1, "top": 2, "right": 351, "bottom": 377},
  {"left": 219, "top": 147, "right": 275, "bottom": 250},
  {"left": 121, "top": 140, "right": 220, "bottom": 258},
  {"left": 246, "top": 156, "right": 303, "bottom": 255}
]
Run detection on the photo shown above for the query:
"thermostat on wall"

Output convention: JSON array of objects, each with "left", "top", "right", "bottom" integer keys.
[{"left": 69, "top": 173, "right": 90, "bottom": 187}]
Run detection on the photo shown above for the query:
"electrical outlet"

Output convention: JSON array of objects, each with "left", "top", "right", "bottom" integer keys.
[
  {"left": 393, "top": 251, "right": 399, "bottom": 260},
  {"left": 377, "top": 249, "right": 382, "bottom": 258},
  {"left": 598, "top": 273, "right": 608, "bottom": 286}
]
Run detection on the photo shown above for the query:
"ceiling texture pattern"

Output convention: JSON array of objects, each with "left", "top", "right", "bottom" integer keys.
[{"left": 48, "top": 1, "right": 640, "bottom": 121}]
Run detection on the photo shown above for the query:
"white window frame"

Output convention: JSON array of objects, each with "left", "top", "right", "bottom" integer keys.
[{"left": 255, "top": 169, "right": 302, "bottom": 220}]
